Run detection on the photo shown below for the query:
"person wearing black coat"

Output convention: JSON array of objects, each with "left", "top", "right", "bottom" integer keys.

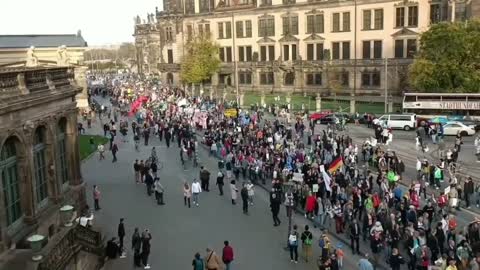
[
  {"left": 105, "top": 237, "right": 120, "bottom": 259},
  {"left": 349, "top": 219, "right": 361, "bottom": 254},
  {"left": 270, "top": 190, "right": 281, "bottom": 226},
  {"left": 464, "top": 177, "right": 475, "bottom": 208},
  {"left": 216, "top": 172, "right": 225, "bottom": 196},
  {"left": 117, "top": 218, "right": 126, "bottom": 256},
  {"left": 132, "top": 228, "right": 142, "bottom": 267},
  {"left": 241, "top": 184, "right": 249, "bottom": 214},
  {"left": 141, "top": 230, "right": 152, "bottom": 269},
  {"left": 389, "top": 248, "right": 405, "bottom": 270},
  {"left": 144, "top": 172, "right": 154, "bottom": 196}
]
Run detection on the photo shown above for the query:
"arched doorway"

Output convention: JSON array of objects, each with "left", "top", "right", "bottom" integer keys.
[
  {"left": 284, "top": 71, "right": 295, "bottom": 85},
  {"left": 0, "top": 137, "right": 23, "bottom": 228},
  {"left": 166, "top": 73, "right": 174, "bottom": 85}
]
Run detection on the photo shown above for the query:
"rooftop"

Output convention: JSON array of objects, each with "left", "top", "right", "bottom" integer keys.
[{"left": 0, "top": 33, "right": 88, "bottom": 49}]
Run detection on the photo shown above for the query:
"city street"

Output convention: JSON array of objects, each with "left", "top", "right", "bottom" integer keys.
[{"left": 82, "top": 97, "right": 363, "bottom": 270}]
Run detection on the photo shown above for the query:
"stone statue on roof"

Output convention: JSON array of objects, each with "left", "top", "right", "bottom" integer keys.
[
  {"left": 135, "top": 15, "right": 141, "bottom": 24},
  {"left": 26, "top": 46, "right": 38, "bottom": 67},
  {"left": 56, "top": 45, "right": 70, "bottom": 66}
]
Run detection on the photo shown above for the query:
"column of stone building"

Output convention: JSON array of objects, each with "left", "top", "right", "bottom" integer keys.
[
  {"left": 20, "top": 128, "right": 36, "bottom": 225},
  {"left": 46, "top": 119, "right": 61, "bottom": 203},
  {"left": 66, "top": 110, "right": 86, "bottom": 210}
]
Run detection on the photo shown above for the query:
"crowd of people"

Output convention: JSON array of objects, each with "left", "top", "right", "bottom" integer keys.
[{"left": 83, "top": 73, "right": 480, "bottom": 270}]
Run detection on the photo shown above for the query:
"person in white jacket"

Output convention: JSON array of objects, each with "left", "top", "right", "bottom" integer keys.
[
  {"left": 191, "top": 179, "right": 202, "bottom": 206},
  {"left": 246, "top": 181, "right": 254, "bottom": 205}
]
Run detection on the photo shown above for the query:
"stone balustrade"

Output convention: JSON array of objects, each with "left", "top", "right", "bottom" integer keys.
[{"left": 0, "top": 67, "right": 75, "bottom": 98}]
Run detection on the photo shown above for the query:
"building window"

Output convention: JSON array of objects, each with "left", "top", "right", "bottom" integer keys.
[
  {"left": 374, "top": 9, "right": 384, "bottom": 30},
  {"left": 34, "top": 127, "right": 48, "bottom": 206},
  {"left": 236, "top": 20, "right": 253, "bottom": 38},
  {"left": 306, "top": 14, "right": 324, "bottom": 34},
  {"left": 307, "top": 44, "right": 314, "bottom": 60},
  {"left": 218, "top": 22, "right": 232, "bottom": 39},
  {"left": 363, "top": 10, "right": 372, "bottom": 30},
  {"left": 430, "top": 4, "right": 441, "bottom": 24},
  {"left": 282, "top": 16, "right": 299, "bottom": 35},
  {"left": 219, "top": 47, "right": 232, "bottom": 62},
  {"left": 283, "top": 0, "right": 295, "bottom": 4},
  {"left": 306, "top": 73, "right": 322, "bottom": 85},
  {"left": 167, "top": 49, "right": 174, "bottom": 63},
  {"left": 187, "top": 25, "right": 193, "bottom": 41},
  {"left": 239, "top": 72, "right": 252, "bottom": 84},
  {"left": 283, "top": 45, "right": 290, "bottom": 61},
  {"left": 166, "top": 26, "right": 174, "bottom": 42},
  {"left": 395, "top": 7, "right": 405, "bottom": 28},
  {"left": 342, "top": 42, "right": 350, "bottom": 59},
  {"left": 394, "top": 40, "right": 404, "bottom": 58},
  {"left": 361, "top": 71, "right": 381, "bottom": 87},
  {"left": 198, "top": 23, "right": 210, "bottom": 37},
  {"left": 332, "top": 12, "right": 350, "bottom": 32},
  {"left": 238, "top": 46, "right": 252, "bottom": 62},
  {"left": 260, "top": 72, "right": 274, "bottom": 85},
  {"left": 57, "top": 120, "right": 69, "bottom": 185},
  {"left": 455, "top": 2, "right": 468, "bottom": 22},
  {"left": 343, "top": 12, "right": 350, "bottom": 32},
  {"left": 407, "top": 39, "right": 417, "bottom": 58},
  {"left": 1, "top": 138, "right": 22, "bottom": 226},
  {"left": 335, "top": 71, "right": 349, "bottom": 87},
  {"left": 259, "top": 17, "right": 275, "bottom": 37},
  {"left": 362, "top": 40, "right": 382, "bottom": 59},
  {"left": 332, "top": 42, "right": 340, "bottom": 59},
  {"left": 260, "top": 0, "right": 272, "bottom": 6},
  {"left": 333, "top": 13, "right": 340, "bottom": 32},
  {"left": 284, "top": 72, "right": 295, "bottom": 85},
  {"left": 260, "top": 45, "right": 275, "bottom": 61},
  {"left": 373, "top": 40, "right": 382, "bottom": 59},
  {"left": 185, "top": 0, "right": 195, "bottom": 14},
  {"left": 200, "top": 0, "right": 212, "bottom": 12},
  {"left": 292, "top": 44, "right": 297, "bottom": 60},
  {"left": 332, "top": 41, "right": 350, "bottom": 60},
  {"left": 408, "top": 6, "right": 418, "bottom": 26}
]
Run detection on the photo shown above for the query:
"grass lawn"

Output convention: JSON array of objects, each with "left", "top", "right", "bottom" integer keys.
[
  {"left": 229, "top": 92, "right": 401, "bottom": 115},
  {"left": 79, "top": 135, "right": 109, "bottom": 160}
]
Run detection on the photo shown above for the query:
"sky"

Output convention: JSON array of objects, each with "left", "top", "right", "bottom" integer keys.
[{"left": 1, "top": 0, "right": 161, "bottom": 45}]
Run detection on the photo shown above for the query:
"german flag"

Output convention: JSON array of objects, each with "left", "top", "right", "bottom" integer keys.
[{"left": 328, "top": 157, "right": 343, "bottom": 174}]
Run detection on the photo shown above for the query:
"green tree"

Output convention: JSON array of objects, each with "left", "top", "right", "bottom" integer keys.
[
  {"left": 409, "top": 20, "right": 480, "bottom": 93},
  {"left": 180, "top": 35, "right": 220, "bottom": 84}
]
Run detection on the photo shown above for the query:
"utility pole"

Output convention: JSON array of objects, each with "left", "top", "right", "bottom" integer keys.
[
  {"left": 231, "top": 12, "right": 240, "bottom": 106},
  {"left": 384, "top": 57, "right": 388, "bottom": 113},
  {"left": 352, "top": 0, "right": 357, "bottom": 114}
]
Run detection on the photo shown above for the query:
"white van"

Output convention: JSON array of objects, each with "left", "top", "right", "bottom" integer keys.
[{"left": 378, "top": 114, "right": 416, "bottom": 131}]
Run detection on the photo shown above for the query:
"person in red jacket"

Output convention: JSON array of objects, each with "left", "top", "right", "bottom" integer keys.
[
  {"left": 305, "top": 192, "right": 316, "bottom": 219},
  {"left": 222, "top": 240, "right": 234, "bottom": 270}
]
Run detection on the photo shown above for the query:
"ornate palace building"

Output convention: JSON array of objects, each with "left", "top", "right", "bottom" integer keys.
[
  {"left": 134, "top": 0, "right": 477, "bottom": 97},
  {"left": 0, "top": 35, "right": 104, "bottom": 270}
]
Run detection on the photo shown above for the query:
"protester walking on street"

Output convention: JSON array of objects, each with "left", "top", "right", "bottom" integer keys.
[
  {"left": 117, "top": 218, "right": 126, "bottom": 258},
  {"left": 300, "top": 225, "right": 313, "bottom": 262},
  {"left": 98, "top": 143, "right": 105, "bottom": 160},
  {"left": 111, "top": 142, "right": 118, "bottom": 162},
  {"left": 133, "top": 160, "right": 140, "bottom": 183},
  {"left": 288, "top": 225, "right": 299, "bottom": 263},
  {"left": 192, "top": 252, "right": 204, "bottom": 270},
  {"left": 205, "top": 247, "right": 222, "bottom": 270},
  {"left": 145, "top": 172, "right": 154, "bottom": 196},
  {"left": 216, "top": 171, "right": 224, "bottom": 196},
  {"left": 200, "top": 166, "right": 211, "bottom": 192},
  {"left": 240, "top": 183, "right": 249, "bottom": 215},
  {"left": 222, "top": 241, "right": 234, "bottom": 270},
  {"left": 192, "top": 179, "right": 202, "bottom": 206},
  {"left": 183, "top": 181, "right": 192, "bottom": 208},
  {"left": 93, "top": 185, "right": 101, "bottom": 211},
  {"left": 270, "top": 189, "right": 281, "bottom": 226},
  {"left": 230, "top": 180, "right": 238, "bottom": 205},
  {"left": 132, "top": 228, "right": 142, "bottom": 268},
  {"left": 154, "top": 177, "right": 165, "bottom": 205},
  {"left": 141, "top": 229, "right": 152, "bottom": 269}
]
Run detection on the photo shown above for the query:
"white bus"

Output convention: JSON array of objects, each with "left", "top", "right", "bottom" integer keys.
[{"left": 403, "top": 93, "right": 480, "bottom": 121}]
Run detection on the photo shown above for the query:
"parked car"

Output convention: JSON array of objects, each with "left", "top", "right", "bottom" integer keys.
[
  {"left": 443, "top": 121, "right": 476, "bottom": 136},
  {"left": 378, "top": 113, "right": 417, "bottom": 131},
  {"left": 319, "top": 114, "right": 341, "bottom": 125},
  {"left": 457, "top": 120, "right": 480, "bottom": 132},
  {"left": 310, "top": 111, "right": 332, "bottom": 122}
]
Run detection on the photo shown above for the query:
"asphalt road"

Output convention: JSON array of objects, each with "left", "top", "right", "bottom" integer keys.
[{"left": 82, "top": 96, "right": 364, "bottom": 270}]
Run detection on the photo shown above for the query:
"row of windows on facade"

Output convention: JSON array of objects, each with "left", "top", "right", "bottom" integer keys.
[
  {"left": 177, "top": 6, "right": 422, "bottom": 42},
  {"left": 230, "top": 70, "right": 381, "bottom": 87},
  {"left": 181, "top": 0, "right": 468, "bottom": 25},
  {"left": 215, "top": 39, "right": 416, "bottom": 63},
  {"left": 0, "top": 123, "right": 69, "bottom": 227}
]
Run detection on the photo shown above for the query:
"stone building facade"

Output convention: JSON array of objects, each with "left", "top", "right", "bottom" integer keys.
[
  {"left": 134, "top": 0, "right": 477, "bottom": 97},
  {"left": 0, "top": 67, "right": 101, "bottom": 270},
  {"left": 0, "top": 32, "right": 89, "bottom": 108}
]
